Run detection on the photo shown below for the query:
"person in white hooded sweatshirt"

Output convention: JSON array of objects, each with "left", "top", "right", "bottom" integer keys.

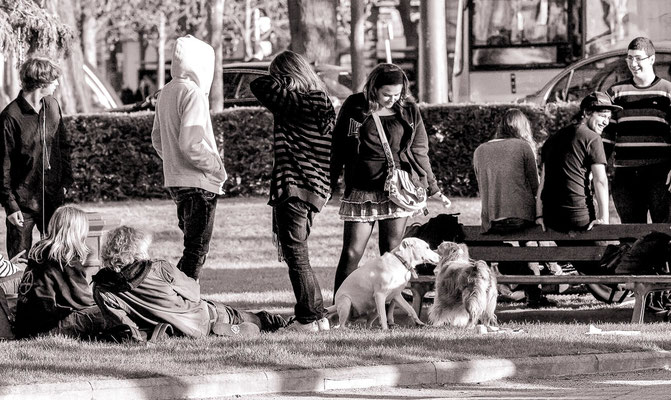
[{"left": 151, "top": 35, "right": 227, "bottom": 280}]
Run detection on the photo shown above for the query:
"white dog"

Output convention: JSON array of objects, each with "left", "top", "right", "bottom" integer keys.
[
  {"left": 328, "top": 237, "right": 439, "bottom": 329},
  {"left": 429, "top": 241, "right": 498, "bottom": 328}
]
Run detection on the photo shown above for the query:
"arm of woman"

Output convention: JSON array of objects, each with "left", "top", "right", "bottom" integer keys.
[
  {"left": 410, "top": 116, "right": 450, "bottom": 207},
  {"left": 409, "top": 112, "right": 440, "bottom": 192},
  {"left": 329, "top": 96, "right": 356, "bottom": 191},
  {"left": 250, "top": 75, "right": 301, "bottom": 115},
  {"left": 524, "top": 144, "right": 540, "bottom": 195}
]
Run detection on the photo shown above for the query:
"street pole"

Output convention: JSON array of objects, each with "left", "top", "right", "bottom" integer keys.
[
  {"left": 350, "top": 0, "right": 366, "bottom": 92},
  {"left": 418, "top": 0, "right": 448, "bottom": 103}
]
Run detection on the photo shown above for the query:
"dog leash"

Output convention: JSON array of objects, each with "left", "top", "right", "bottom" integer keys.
[{"left": 391, "top": 251, "right": 419, "bottom": 279}]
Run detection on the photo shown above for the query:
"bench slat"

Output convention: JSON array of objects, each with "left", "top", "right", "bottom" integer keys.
[
  {"left": 497, "top": 275, "right": 671, "bottom": 284},
  {"left": 468, "top": 246, "right": 605, "bottom": 262},
  {"left": 411, "top": 274, "right": 671, "bottom": 285},
  {"left": 462, "top": 223, "right": 671, "bottom": 242}
]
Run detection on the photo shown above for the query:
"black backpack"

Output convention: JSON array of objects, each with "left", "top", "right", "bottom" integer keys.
[{"left": 403, "top": 213, "right": 464, "bottom": 275}]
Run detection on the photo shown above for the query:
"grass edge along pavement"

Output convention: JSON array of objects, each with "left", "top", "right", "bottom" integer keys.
[{"left": 1, "top": 350, "right": 671, "bottom": 399}]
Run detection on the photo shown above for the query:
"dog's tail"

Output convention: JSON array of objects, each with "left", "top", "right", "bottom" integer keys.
[{"left": 463, "top": 260, "right": 496, "bottom": 327}]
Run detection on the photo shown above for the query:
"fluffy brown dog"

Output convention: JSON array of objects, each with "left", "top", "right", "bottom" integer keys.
[{"left": 429, "top": 241, "right": 498, "bottom": 328}]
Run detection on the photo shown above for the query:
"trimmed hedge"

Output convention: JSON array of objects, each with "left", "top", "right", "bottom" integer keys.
[{"left": 64, "top": 103, "right": 579, "bottom": 202}]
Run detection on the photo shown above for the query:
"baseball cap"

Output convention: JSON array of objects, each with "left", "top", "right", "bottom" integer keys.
[{"left": 579, "top": 92, "right": 622, "bottom": 112}]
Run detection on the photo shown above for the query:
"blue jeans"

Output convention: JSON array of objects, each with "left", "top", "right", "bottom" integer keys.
[
  {"left": 275, "top": 198, "right": 326, "bottom": 324},
  {"left": 168, "top": 187, "right": 218, "bottom": 280},
  {"left": 612, "top": 166, "right": 671, "bottom": 223}
]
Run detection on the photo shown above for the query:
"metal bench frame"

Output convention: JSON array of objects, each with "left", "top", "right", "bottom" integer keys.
[{"left": 408, "top": 223, "right": 671, "bottom": 323}]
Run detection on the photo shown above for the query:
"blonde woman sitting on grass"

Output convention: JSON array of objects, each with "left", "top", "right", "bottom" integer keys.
[{"left": 13, "top": 205, "right": 109, "bottom": 339}]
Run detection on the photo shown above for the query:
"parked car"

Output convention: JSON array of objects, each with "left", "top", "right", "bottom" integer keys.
[
  {"left": 222, "top": 61, "right": 353, "bottom": 109},
  {"left": 111, "top": 61, "right": 353, "bottom": 112},
  {"left": 521, "top": 48, "right": 671, "bottom": 105},
  {"left": 84, "top": 62, "right": 122, "bottom": 111}
]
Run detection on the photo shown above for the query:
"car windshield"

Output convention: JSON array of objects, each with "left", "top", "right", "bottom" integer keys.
[{"left": 318, "top": 70, "right": 352, "bottom": 100}]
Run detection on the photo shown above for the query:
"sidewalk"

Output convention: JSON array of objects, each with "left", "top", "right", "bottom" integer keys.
[{"left": 1, "top": 350, "right": 670, "bottom": 400}]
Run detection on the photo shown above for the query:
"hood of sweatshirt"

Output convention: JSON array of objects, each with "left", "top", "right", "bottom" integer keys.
[{"left": 170, "top": 35, "right": 215, "bottom": 95}]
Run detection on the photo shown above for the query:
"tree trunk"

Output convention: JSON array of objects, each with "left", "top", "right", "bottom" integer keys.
[
  {"left": 398, "top": 0, "right": 418, "bottom": 49},
  {"left": 208, "top": 0, "right": 224, "bottom": 112},
  {"left": 287, "top": 0, "right": 337, "bottom": 64},
  {"left": 157, "top": 12, "right": 166, "bottom": 89},
  {"left": 418, "top": 0, "right": 448, "bottom": 104},
  {"left": 244, "top": 0, "right": 253, "bottom": 60},
  {"left": 46, "top": 0, "right": 90, "bottom": 114},
  {"left": 350, "top": 0, "right": 366, "bottom": 92},
  {"left": 0, "top": 54, "right": 11, "bottom": 109},
  {"left": 4, "top": 53, "right": 20, "bottom": 102},
  {"left": 81, "top": 12, "right": 98, "bottom": 67}
]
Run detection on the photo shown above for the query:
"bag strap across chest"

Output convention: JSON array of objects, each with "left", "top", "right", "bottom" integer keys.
[{"left": 371, "top": 112, "right": 396, "bottom": 176}]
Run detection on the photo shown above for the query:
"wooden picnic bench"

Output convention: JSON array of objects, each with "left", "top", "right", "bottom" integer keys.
[{"left": 407, "top": 223, "right": 671, "bottom": 323}]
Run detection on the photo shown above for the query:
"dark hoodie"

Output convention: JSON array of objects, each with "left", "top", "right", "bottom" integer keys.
[{"left": 14, "top": 254, "right": 93, "bottom": 338}]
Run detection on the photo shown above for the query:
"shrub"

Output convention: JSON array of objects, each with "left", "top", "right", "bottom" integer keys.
[{"left": 64, "top": 102, "right": 579, "bottom": 202}]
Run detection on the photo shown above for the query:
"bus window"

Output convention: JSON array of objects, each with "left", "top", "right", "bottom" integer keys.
[
  {"left": 585, "top": 0, "right": 671, "bottom": 54},
  {"left": 471, "top": 0, "right": 574, "bottom": 69}
]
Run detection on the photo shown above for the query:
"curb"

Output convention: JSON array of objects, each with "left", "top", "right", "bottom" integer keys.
[{"left": 1, "top": 351, "right": 670, "bottom": 399}]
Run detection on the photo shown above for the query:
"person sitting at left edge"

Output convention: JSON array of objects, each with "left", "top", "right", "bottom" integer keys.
[{"left": 92, "top": 226, "right": 287, "bottom": 342}]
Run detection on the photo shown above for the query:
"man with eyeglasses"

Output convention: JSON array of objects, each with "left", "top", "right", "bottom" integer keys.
[{"left": 605, "top": 37, "right": 671, "bottom": 224}]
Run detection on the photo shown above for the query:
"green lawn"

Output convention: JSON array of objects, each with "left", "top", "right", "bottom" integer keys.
[{"left": 1, "top": 196, "right": 665, "bottom": 387}]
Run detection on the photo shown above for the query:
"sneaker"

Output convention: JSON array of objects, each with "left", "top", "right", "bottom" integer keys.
[
  {"left": 255, "top": 311, "right": 288, "bottom": 332},
  {"left": 282, "top": 320, "right": 319, "bottom": 332},
  {"left": 212, "top": 321, "right": 261, "bottom": 337},
  {"left": 316, "top": 317, "right": 330, "bottom": 331}
]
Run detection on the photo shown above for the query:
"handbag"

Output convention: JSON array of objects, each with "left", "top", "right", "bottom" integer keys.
[{"left": 371, "top": 112, "right": 427, "bottom": 212}]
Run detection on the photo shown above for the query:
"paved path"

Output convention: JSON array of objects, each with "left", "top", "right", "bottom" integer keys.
[
  {"left": 1, "top": 351, "right": 670, "bottom": 400},
  {"left": 228, "top": 368, "right": 671, "bottom": 399}
]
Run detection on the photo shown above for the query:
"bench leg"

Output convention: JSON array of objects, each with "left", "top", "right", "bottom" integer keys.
[
  {"left": 409, "top": 284, "right": 430, "bottom": 319},
  {"left": 631, "top": 283, "right": 650, "bottom": 324}
]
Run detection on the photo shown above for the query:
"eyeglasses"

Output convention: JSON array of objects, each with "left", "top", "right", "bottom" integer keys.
[{"left": 625, "top": 55, "right": 653, "bottom": 63}]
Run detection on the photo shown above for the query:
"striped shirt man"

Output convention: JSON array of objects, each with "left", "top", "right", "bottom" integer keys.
[{"left": 604, "top": 77, "right": 671, "bottom": 168}]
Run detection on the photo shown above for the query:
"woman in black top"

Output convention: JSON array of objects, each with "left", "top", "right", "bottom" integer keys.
[{"left": 330, "top": 63, "right": 450, "bottom": 295}]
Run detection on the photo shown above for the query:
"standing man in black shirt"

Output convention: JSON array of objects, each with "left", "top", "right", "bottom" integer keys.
[{"left": 0, "top": 57, "right": 72, "bottom": 258}]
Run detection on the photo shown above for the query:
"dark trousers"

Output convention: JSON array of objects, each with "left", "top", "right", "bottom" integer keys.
[
  {"left": 274, "top": 198, "right": 325, "bottom": 324},
  {"left": 168, "top": 187, "right": 218, "bottom": 280},
  {"left": 6, "top": 201, "right": 58, "bottom": 259},
  {"left": 47, "top": 306, "right": 109, "bottom": 339},
  {"left": 612, "top": 166, "right": 671, "bottom": 223}
]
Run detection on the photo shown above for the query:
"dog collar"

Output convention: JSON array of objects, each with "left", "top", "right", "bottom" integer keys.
[{"left": 392, "top": 251, "right": 418, "bottom": 279}]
